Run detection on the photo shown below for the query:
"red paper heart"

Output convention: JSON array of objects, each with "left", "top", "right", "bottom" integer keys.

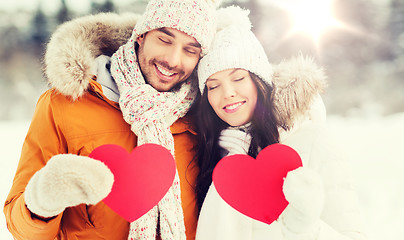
[
  {"left": 89, "top": 143, "right": 176, "bottom": 222},
  {"left": 213, "top": 143, "right": 302, "bottom": 225}
]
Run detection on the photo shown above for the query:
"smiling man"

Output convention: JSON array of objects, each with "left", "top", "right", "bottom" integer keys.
[
  {"left": 136, "top": 28, "right": 202, "bottom": 92},
  {"left": 3, "top": 0, "right": 218, "bottom": 240}
]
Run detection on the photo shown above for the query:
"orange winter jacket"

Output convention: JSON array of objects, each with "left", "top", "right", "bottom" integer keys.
[{"left": 4, "top": 80, "right": 199, "bottom": 240}]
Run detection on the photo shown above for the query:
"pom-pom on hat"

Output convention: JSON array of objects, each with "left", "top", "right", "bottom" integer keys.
[
  {"left": 133, "top": 0, "right": 221, "bottom": 56},
  {"left": 198, "top": 5, "right": 272, "bottom": 93}
]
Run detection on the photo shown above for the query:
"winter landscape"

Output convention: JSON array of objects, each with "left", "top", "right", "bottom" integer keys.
[{"left": 1, "top": 0, "right": 404, "bottom": 239}]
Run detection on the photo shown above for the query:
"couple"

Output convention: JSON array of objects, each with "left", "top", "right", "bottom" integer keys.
[{"left": 4, "top": 0, "right": 367, "bottom": 239}]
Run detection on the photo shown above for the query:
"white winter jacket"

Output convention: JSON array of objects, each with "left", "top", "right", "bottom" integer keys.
[{"left": 195, "top": 57, "right": 367, "bottom": 240}]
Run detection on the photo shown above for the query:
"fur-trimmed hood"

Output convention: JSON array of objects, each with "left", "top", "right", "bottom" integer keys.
[
  {"left": 272, "top": 55, "right": 327, "bottom": 130},
  {"left": 44, "top": 12, "right": 140, "bottom": 100},
  {"left": 44, "top": 12, "right": 327, "bottom": 128}
]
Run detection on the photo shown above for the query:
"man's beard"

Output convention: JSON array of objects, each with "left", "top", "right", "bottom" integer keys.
[{"left": 136, "top": 41, "right": 188, "bottom": 92}]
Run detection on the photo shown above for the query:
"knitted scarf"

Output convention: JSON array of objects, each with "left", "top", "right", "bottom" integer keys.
[{"left": 110, "top": 36, "right": 197, "bottom": 240}]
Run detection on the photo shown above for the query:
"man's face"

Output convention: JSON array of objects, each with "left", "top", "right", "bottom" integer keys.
[{"left": 137, "top": 28, "right": 202, "bottom": 92}]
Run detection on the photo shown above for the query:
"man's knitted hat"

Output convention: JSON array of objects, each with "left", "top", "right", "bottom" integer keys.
[
  {"left": 133, "top": 0, "right": 220, "bottom": 56},
  {"left": 198, "top": 6, "right": 272, "bottom": 93}
]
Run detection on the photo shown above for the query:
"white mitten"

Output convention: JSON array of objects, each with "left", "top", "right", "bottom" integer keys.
[
  {"left": 219, "top": 128, "right": 252, "bottom": 155},
  {"left": 25, "top": 154, "right": 114, "bottom": 218},
  {"left": 280, "top": 167, "right": 324, "bottom": 237}
]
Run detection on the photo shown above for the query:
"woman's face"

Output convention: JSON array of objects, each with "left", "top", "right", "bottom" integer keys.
[{"left": 206, "top": 69, "right": 258, "bottom": 127}]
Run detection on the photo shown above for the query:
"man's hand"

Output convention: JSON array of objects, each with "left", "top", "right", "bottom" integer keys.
[{"left": 25, "top": 154, "right": 114, "bottom": 218}]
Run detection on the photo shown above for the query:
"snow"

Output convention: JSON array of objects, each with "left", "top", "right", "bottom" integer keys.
[
  {"left": 326, "top": 114, "right": 404, "bottom": 240},
  {"left": 1, "top": 114, "right": 404, "bottom": 240},
  {"left": 0, "top": 120, "right": 30, "bottom": 240}
]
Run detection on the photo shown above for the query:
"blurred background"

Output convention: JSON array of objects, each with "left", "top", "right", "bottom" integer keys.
[
  {"left": 1, "top": 0, "right": 403, "bottom": 240},
  {"left": 0, "top": 0, "right": 403, "bottom": 120}
]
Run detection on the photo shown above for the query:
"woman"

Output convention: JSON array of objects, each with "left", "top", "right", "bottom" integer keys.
[{"left": 194, "top": 6, "right": 367, "bottom": 240}]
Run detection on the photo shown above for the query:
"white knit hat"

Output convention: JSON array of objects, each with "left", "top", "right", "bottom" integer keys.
[
  {"left": 198, "top": 6, "right": 273, "bottom": 93},
  {"left": 133, "top": 0, "right": 221, "bottom": 56}
]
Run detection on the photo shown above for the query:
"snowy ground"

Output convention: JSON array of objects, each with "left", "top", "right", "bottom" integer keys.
[{"left": 1, "top": 114, "right": 404, "bottom": 240}]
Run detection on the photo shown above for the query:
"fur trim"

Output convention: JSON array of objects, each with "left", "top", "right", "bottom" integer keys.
[
  {"left": 44, "top": 12, "right": 140, "bottom": 100},
  {"left": 272, "top": 55, "right": 328, "bottom": 130}
]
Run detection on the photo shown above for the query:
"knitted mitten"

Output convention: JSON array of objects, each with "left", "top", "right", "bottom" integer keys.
[
  {"left": 280, "top": 167, "right": 324, "bottom": 238},
  {"left": 25, "top": 154, "right": 114, "bottom": 218},
  {"left": 218, "top": 128, "right": 251, "bottom": 155}
]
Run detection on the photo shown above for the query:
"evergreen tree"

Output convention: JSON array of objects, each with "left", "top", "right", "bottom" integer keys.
[
  {"left": 57, "top": 0, "right": 71, "bottom": 24},
  {"left": 390, "top": 0, "right": 404, "bottom": 57},
  {"left": 31, "top": 5, "right": 49, "bottom": 51},
  {"left": 91, "top": 0, "right": 115, "bottom": 13}
]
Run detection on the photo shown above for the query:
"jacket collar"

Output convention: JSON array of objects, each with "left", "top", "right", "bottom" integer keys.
[{"left": 89, "top": 79, "right": 120, "bottom": 110}]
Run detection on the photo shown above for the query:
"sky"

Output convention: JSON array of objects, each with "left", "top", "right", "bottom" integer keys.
[
  {"left": 0, "top": 0, "right": 134, "bottom": 14},
  {"left": 0, "top": 0, "right": 393, "bottom": 14},
  {"left": 0, "top": 0, "right": 85, "bottom": 14}
]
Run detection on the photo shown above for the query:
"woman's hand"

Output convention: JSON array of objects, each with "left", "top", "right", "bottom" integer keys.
[
  {"left": 279, "top": 167, "right": 324, "bottom": 237},
  {"left": 219, "top": 128, "right": 251, "bottom": 155}
]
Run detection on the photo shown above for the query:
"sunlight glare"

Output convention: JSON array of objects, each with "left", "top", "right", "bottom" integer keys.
[{"left": 288, "top": 0, "right": 342, "bottom": 44}]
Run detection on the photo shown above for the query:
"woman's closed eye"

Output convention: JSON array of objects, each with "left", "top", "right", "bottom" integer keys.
[{"left": 233, "top": 77, "right": 245, "bottom": 82}]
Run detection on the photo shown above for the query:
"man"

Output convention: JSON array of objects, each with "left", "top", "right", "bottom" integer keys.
[{"left": 3, "top": 0, "right": 217, "bottom": 239}]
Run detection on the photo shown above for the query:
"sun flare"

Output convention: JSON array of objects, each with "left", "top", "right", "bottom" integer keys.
[
  {"left": 270, "top": 0, "right": 345, "bottom": 46},
  {"left": 290, "top": 1, "right": 339, "bottom": 38}
]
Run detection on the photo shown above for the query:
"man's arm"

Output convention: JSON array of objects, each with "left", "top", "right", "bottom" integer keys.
[
  {"left": 4, "top": 90, "right": 67, "bottom": 239},
  {"left": 4, "top": 90, "right": 115, "bottom": 240}
]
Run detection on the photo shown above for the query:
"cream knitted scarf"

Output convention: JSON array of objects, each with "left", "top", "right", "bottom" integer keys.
[{"left": 110, "top": 36, "right": 197, "bottom": 240}]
